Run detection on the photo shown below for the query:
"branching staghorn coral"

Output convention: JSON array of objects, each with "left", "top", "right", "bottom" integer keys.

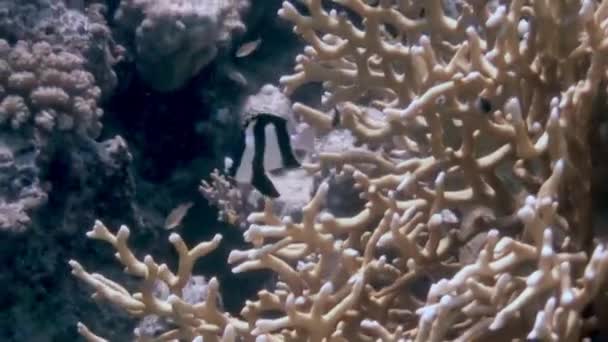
[
  {"left": 71, "top": 0, "right": 608, "bottom": 341},
  {"left": 200, "top": 169, "right": 249, "bottom": 228},
  {"left": 227, "top": 0, "right": 608, "bottom": 339},
  {"left": 69, "top": 220, "right": 249, "bottom": 341}
]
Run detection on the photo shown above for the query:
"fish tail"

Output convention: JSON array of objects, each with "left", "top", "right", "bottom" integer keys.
[{"left": 252, "top": 167, "right": 280, "bottom": 198}]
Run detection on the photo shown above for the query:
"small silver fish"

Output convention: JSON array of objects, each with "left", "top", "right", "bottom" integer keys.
[
  {"left": 235, "top": 38, "right": 262, "bottom": 58},
  {"left": 164, "top": 202, "right": 194, "bottom": 230},
  {"left": 227, "top": 69, "right": 248, "bottom": 86}
]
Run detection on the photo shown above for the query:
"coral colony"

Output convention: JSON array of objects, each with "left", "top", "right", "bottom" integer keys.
[{"left": 70, "top": 0, "right": 608, "bottom": 341}]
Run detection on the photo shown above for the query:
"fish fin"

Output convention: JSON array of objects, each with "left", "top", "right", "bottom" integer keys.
[
  {"left": 263, "top": 124, "right": 284, "bottom": 171},
  {"left": 229, "top": 130, "right": 247, "bottom": 177},
  {"left": 252, "top": 166, "right": 280, "bottom": 198},
  {"left": 274, "top": 119, "right": 301, "bottom": 169},
  {"left": 251, "top": 120, "right": 280, "bottom": 197}
]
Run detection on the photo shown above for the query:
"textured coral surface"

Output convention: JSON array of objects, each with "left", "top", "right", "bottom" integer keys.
[
  {"left": 0, "top": 39, "right": 104, "bottom": 137},
  {"left": 29, "top": 0, "right": 608, "bottom": 341},
  {"left": 114, "top": 0, "right": 249, "bottom": 92}
]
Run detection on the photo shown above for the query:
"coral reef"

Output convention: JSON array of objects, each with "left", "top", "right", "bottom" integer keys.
[
  {"left": 0, "top": 4, "right": 118, "bottom": 234},
  {"left": 0, "top": 2, "right": 132, "bottom": 340},
  {"left": 0, "top": 133, "right": 137, "bottom": 341},
  {"left": 69, "top": 0, "right": 608, "bottom": 341},
  {"left": 114, "top": 0, "right": 249, "bottom": 92},
  {"left": 0, "top": 39, "right": 104, "bottom": 138},
  {"left": 70, "top": 221, "right": 239, "bottom": 341},
  {"left": 0, "top": 0, "right": 120, "bottom": 97},
  {"left": 0, "top": 35, "right": 110, "bottom": 234},
  {"left": 0, "top": 131, "right": 47, "bottom": 233}
]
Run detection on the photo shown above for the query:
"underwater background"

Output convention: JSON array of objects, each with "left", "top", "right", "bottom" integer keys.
[
  {"left": 0, "top": 0, "right": 299, "bottom": 339},
  {"left": 1, "top": 0, "right": 608, "bottom": 341}
]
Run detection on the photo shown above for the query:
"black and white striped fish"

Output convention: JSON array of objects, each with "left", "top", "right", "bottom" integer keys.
[{"left": 226, "top": 112, "right": 301, "bottom": 198}]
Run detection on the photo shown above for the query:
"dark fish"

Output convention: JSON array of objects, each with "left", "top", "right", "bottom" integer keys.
[
  {"left": 477, "top": 97, "right": 492, "bottom": 113},
  {"left": 228, "top": 113, "right": 301, "bottom": 198}
]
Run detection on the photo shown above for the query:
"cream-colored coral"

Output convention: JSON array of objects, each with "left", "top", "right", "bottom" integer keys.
[
  {"left": 226, "top": 0, "right": 608, "bottom": 340},
  {"left": 0, "top": 39, "right": 103, "bottom": 138},
  {"left": 71, "top": 0, "right": 608, "bottom": 341},
  {"left": 69, "top": 221, "right": 249, "bottom": 341}
]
